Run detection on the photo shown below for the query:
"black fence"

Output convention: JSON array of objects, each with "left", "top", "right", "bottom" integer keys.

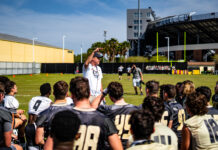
[{"left": 41, "top": 62, "right": 187, "bottom": 74}]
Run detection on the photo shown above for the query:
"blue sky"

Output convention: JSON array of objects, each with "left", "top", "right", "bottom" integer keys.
[{"left": 0, "top": 0, "right": 217, "bottom": 54}]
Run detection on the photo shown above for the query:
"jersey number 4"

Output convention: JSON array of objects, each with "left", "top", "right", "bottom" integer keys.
[
  {"left": 74, "top": 125, "right": 100, "bottom": 150},
  {"left": 115, "top": 114, "right": 131, "bottom": 140},
  {"left": 204, "top": 119, "right": 218, "bottom": 143}
]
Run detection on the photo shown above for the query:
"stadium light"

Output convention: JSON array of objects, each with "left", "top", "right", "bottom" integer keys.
[
  {"left": 81, "top": 43, "right": 83, "bottom": 63},
  {"left": 32, "top": 37, "right": 38, "bottom": 62},
  {"left": 165, "top": 37, "right": 170, "bottom": 62},
  {"left": 62, "top": 35, "right": 66, "bottom": 63}
]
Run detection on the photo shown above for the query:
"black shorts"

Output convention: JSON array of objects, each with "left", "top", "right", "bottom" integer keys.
[
  {"left": 127, "top": 73, "right": 131, "bottom": 76},
  {"left": 118, "top": 72, "right": 123, "bottom": 76}
]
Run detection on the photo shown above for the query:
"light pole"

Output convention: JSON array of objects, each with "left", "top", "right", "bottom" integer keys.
[
  {"left": 165, "top": 37, "right": 170, "bottom": 62},
  {"left": 62, "top": 35, "right": 66, "bottom": 63},
  {"left": 137, "top": 0, "right": 140, "bottom": 56},
  {"left": 32, "top": 37, "right": 38, "bottom": 62},
  {"left": 80, "top": 43, "right": 83, "bottom": 63},
  {"left": 104, "top": 30, "right": 107, "bottom": 42}
]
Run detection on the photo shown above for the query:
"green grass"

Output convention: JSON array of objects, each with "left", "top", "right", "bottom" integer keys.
[{"left": 5, "top": 73, "right": 218, "bottom": 115}]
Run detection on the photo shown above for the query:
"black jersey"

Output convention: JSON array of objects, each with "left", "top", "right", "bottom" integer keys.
[
  {"left": 72, "top": 107, "right": 118, "bottom": 150},
  {"left": 0, "top": 107, "right": 12, "bottom": 144},
  {"left": 25, "top": 123, "right": 37, "bottom": 147},
  {"left": 35, "top": 103, "right": 73, "bottom": 137},
  {"left": 161, "top": 99, "right": 185, "bottom": 144},
  {"left": 207, "top": 106, "right": 218, "bottom": 121},
  {"left": 98, "top": 104, "right": 138, "bottom": 148}
]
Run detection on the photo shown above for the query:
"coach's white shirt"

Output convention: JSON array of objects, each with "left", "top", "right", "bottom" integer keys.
[
  {"left": 83, "top": 64, "right": 103, "bottom": 96},
  {"left": 28, "top": 96, "right": 52, "bottom": 115}
]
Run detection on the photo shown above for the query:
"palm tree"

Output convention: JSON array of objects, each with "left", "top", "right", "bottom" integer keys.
[
  {"left": 108, "top": 38, "right": 119, "bottom": 62},
  {"left": 118, "top": 41, "right": 130, "bottom": 62}
]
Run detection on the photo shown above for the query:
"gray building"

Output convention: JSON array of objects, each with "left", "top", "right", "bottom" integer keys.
[{"left": 127, "top": 7, "right": 155, "bottom": 56}]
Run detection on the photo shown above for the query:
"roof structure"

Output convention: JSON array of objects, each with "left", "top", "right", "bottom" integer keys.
[
  {"left": 143, "top": 12, "right": 218, "bottom": 49},
  {"left": 0, "top": 33, "right": 62, "bottom": 49}
]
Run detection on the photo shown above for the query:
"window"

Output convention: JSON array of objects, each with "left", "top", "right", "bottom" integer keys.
[
  {"left": 134, "top": 12, "right": 142, "bottom": 18},
  {"left": 68, "top": 51, "right": 72, "bottom": 53},
  {"left": 133, "top": 20, "right": 142, "bottom": 24},
  {"left": 134, "top": 26, "right": 142, "bottom": 30},
  {"left": 128, "top": 26, "right": 133, "bottom": 28},
  {"left": 147, "top": 12, "right": 150, "bottom": 17},
  {"left": 134, "top": 32, "right": 138, "bottom": 37}
]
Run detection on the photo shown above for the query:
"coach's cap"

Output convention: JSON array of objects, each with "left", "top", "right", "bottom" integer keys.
[{"left": 93, "top": 52, "right": 103, "bottom": 58}]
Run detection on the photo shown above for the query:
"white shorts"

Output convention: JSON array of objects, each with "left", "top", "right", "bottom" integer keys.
[{"left": 133, "top": 78, "right": 141, "bottom": 87}]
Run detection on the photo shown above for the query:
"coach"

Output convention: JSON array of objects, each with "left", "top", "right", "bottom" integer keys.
[{"left": 83, "top": 48, "right": 103, "bottom": 102}]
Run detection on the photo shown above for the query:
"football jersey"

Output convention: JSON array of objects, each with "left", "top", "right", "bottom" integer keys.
[
  {"left": 161, "top": 99, "right": 185, "bottom": 144},
  {"left": 0, "top": 106, "right": 12, "bottom": 139},
  {"left": 98, "top": 104, "right": 139, "bottom": 148},
  {"left": 3, "top": 95, "right": 19, "bottom": 113},
  {"left": 185, "top": 114, "right": 218, "bottom": 150},
  {"left": 207, "top": 106, "right": 218, "bottom": 121},
  {"left": 35, "top": 103, "right": 73, "bottom": 138},
  {"left": 72, "top": 107, "right": 118, "bottom": 150},
  {"left": 118, "top": 66, "right": 124, "bottom": 72},
  {"left": 151, "top": 122, "right": 178, "bottom": 149},
  {"left": 28, "top": 96, "right": 52, "bottom": 115},
  {"left": 126, "top": 140, "right": 176, "bottom": 150}
]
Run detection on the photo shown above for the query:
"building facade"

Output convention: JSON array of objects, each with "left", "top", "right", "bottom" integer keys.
[{"left": 127, "top": 7, "right": 155, "bottom": 56}]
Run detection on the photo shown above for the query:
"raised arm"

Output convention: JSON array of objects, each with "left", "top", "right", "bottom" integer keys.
[{"left": 84, "top": 48, "right": 101, "bottom": 69}]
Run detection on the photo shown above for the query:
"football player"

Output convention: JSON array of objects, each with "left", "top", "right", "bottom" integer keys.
[
  {"left": 35, "top": 81, "right": 72, "bottom": 146},
  {"left": 0, "top": 82, "right": 22, "bottom": 150},
  {"left": 161, "top": 84, "right": 185, "bottom": 148},
  {"left": 142, "top": 96, "right": 178, "bottom": 149},
  {"left": 44, "top": 110, "right": 81, "bottom": 150},
  {"left": 70, "top": 77, "right": 123, "bottom": 150},
  {"left": 92, "top": 81, "right": 138, "bottom": 148},
  {"left": 25, "top": 83, "right": 52, "bottom": 149},
  {"left": 145, "top": 80, "right": 159, "bottom": 97},
  {"left": 181, "top": 94, "right": 218, "bottom": 150},
  {"left": 3, "top": 81, "right": 27, "bottom": 144},
  {"left": 196, "top": 86, "right": 218, "bottom": 121},
  {"left": 127, "top": 109, "right": 175, "bottom": 150}
]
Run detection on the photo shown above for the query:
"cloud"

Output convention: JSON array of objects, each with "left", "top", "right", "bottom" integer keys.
[{"left": 0, "top": 4, "right": 126, "bottom": 54}]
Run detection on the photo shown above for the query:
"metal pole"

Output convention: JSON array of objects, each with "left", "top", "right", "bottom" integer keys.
[
  {"left": 81, "top": 43, "right": 83, "bottom": 63},
  {"left": 62, "top": 35, "right": 66, "bottom": 63},
  {"left": 32, "top": 37, "right": 38, "bottom": 62},
  {"left": 165, "top": 37, "right": 170, "bottom": 62},
  {"left": 137, "top": 0, "right": 140, "bottom": 56}
]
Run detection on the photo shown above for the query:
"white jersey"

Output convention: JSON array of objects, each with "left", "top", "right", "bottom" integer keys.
[
  {"left": 4, "top": 95, "right": 19, "bottom": 111},
  {"left": 127, "top": 142, "right": 175, "bottom": 150},
  {"left": 66, "top": 97, "right": 74, "bottom": 105},
  {"left": 185, "top": 114, "right": 218, "bottom": 150},
  {"left": 28, "top": 96, "right": 52, "bottom": 115},
  {"left": 127, "top": 67, "right": 131, "bottom": 73},
  {"left": 151, "top": 122, "right": 178, "bottom": 150},
  {"left": 118, "top": 66, "right": 124, "bottom": 72},
  {"left": 83, "top": 64, "right": 103, "bottom": 96}
]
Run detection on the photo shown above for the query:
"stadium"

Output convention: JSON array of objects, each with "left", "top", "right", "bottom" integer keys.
[{"left": 127, "top": 8, "right": 218, "bottom": 73}]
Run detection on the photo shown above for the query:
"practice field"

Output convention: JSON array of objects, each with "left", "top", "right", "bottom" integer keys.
[{"left": 5, "top": 73, "right": 218, "bottom": 115}]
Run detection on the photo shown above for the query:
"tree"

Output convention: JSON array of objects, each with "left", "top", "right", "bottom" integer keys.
[{"left": 117, "top": 41, "right": 130, "bottom": 62}]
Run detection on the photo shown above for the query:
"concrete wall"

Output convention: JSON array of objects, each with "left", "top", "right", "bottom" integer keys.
[
  {"left": 0, "top": 40, "right": 74, "bottom": 63},
  {"left": 0, "top": 62, "right": 40, "bottom": 75}
]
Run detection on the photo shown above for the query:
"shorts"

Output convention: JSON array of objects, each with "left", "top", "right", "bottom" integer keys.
[
  {"left": 127, "top": 73, "right": 131, "bottom": 76},
  {"left": 133, "top": 78, "right": 141, "bottom": 87},
  {"left": 118, "top": 72, "right": 123, "bottom": 76}
]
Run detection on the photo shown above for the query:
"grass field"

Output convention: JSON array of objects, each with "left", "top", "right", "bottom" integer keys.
[{"left": 5, "top": 73, "right": 218, "bottom": 115}]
